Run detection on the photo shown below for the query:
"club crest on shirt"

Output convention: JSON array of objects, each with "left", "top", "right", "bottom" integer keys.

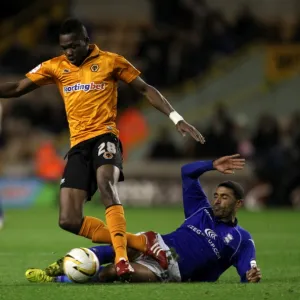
[
  {"left": 90, "top": 64, "right": 99, "bottom": 72},
  {"left": 103, "top": 152, "right": 114, "bottom": 159},
  {"left": 224, "top": 233, "right": 234, "bottom": 244}
]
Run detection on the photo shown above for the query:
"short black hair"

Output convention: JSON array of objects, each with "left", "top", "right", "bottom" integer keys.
[
  {"left": 60, "top": 18, "right": 88, "bottom": 38},
  {"left": 218, "top": 181, "right": 244, "bottom": 200}
]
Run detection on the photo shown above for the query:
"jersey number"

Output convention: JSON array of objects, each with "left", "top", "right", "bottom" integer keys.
[{"left": 98, "top": 142, "right": 117, "bottom": 156}]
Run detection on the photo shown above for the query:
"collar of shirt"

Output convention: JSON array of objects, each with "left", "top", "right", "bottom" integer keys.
[
  {"left": 62, "top": 44, "right": 101, "bottom": 68},
  {"left": 216, "top": 217, "right": 238, "bottom": 227},
  {"left": 87, "top": 44, "right": 101, "bottom": 58}
]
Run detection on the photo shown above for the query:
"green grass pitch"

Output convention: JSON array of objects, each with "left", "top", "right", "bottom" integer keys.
[{"left": 0, "top": 206, "right": 299, "bottom": 300}]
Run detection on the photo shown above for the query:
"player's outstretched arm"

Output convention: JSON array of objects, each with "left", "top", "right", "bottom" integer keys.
[
  {"left": 182, "top": 160, "right": 214, "bottom": 179},
  {"left": 181, "top": 159, "right": 212, "bottom": 218},
  {"left": 0, "top": 78, "right": 38, "bottom": 98},
  {"left": 129, "top": 76, "right": 205, "bottom": 143},
  {"left": 182, "top": 154, "right": 245, "bottom": 179}
]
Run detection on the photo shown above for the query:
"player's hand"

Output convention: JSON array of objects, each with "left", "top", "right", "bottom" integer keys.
[
  {"left": 213, "top": 154, "right": 245, "bottom": 174},
  {"left": 246, "top": 267, "right": 262, "bottom": 283},
  {"left": 176, "top": 120, "right": 205, "bottom": 144}
]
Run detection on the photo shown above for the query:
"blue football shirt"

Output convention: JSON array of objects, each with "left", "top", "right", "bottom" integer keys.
[{"left": 162, "top": 160, "right": 256, "bottom": 282}]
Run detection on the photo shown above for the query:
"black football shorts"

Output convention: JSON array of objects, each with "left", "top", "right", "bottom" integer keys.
[{"left": 60, "top": 133, "right": 124, "bottom": 200}]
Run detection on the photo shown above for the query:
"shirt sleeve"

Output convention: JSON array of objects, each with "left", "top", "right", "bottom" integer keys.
[
  {"left": 26, "top": 60, "right": 55, "bottom": 86},
  {"left": 113, "top": 55, "right": 141, "bottom": 83},
  {"left": 233, "top": 237, "right": 257, "bottom": 283},
  {"left": 181, "top": 160, "right": 214, "bottom": 219}
]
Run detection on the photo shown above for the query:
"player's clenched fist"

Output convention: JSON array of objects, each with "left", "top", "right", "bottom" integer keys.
[{"left": 246, "top": 267, "right": 262, "bottom": 283}]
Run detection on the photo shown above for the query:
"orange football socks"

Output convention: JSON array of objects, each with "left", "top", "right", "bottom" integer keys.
[
  {"left": 79, "top": 216, "right": 110, "bottom": 242},
  {"left": 126, "top": 233, "right": 147, "bottom": 252},
  {"left": 79, "top": 214, "right": 147, "bottom": 256},
  {"left": 105, "top": 205, "right": 128, "bottom": 262}
]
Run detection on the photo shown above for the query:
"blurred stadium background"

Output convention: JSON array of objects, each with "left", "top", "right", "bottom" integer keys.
[
  {"left": 1, "top": 1, "right": 300, "bottom": 299},
  {"left": 1, "top": 0, "right": 300, "bottom": 211}
]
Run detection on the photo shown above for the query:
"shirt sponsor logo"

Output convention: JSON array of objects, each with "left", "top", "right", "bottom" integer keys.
[
  {"left": 63, "top": 82, "right": 106, "bottom": 93},
  {"left": 187, "top": 225, "right": 221, "bottom": 259},
  {"left": 207, "top": 239, "right": 221, "bottom": 259},
  {"left": 204, "top": 228, "right": 218, "bottom": 240}
]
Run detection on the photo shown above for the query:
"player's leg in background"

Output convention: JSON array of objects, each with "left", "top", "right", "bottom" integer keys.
[
  {"left": 59, "top": 152, "right": 90, "bottom": 234},
  {"left": 50, "top": 187, "right": 87, "bottom": 276},
  {"left": 0, "top": 197, "right": 4, "bottom": 230},
  {"left": 59, "top": 188, "right": 87, "bottom": 233},
  {"left": 45, "top": 186, "right": 88, "bottom": 277}
]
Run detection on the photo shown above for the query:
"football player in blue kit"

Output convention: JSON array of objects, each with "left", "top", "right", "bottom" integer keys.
[{"left": 26, "top": 154, "right": 261, "bottom": 283}]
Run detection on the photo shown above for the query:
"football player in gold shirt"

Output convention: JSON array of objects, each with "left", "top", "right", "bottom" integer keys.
[{"left": 0, "top": 18, "right": 205, "bottom": 281}]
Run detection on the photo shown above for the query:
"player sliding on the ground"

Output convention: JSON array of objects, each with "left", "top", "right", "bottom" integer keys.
[
  {"left": 26, "top": 154, "right": 261, "bottom": 283},
  {"left": 0, "top": 18, "right": 205, "bottom": 281}
]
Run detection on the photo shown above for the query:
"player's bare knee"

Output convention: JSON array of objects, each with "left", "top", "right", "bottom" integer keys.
[{"left": 59, "top": 216, "right": 82, "bottom": 234}]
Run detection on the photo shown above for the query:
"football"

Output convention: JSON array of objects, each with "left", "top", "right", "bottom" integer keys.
[{"left": 63, "top": 247, "right": 100, "bottom": 283}]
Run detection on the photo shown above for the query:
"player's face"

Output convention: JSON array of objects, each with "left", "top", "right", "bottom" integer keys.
[
  {"left": 212, "top": 187, "right": 241, "bottom": 219},
  {"left": 60, "top": 33, "right": 89, "bottom": 66}
]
